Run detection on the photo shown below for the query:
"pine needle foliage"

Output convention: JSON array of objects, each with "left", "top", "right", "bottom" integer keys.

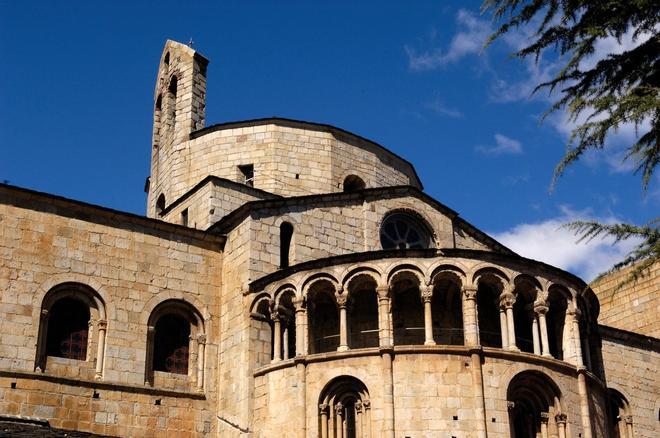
[{"left": 482, "top": 0, "right": 660, "bottom": 285}]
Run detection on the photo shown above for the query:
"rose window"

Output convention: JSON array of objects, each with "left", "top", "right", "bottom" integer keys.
[{"left": 380, "top": 213, "right": 431, "bottom": 250}]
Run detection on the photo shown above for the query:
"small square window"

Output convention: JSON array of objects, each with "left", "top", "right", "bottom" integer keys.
[{"left": 239, "top": 165, "right": 254, "bottom": 187}]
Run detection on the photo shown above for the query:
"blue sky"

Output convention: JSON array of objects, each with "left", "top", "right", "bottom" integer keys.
[{"left": 1, "top": 1, "right": 655, "bottom": 280}]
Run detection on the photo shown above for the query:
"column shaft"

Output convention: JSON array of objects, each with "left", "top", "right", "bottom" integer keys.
[
  {"left": 506, "top": 306, "right": 517, "bottom": 350},
  {"left": 577, "top": 370, "right": 593, "bottom": 438},
  {"left": 499, "top": 308, "right": 509, "bottom": 349},
  {"left": 538, "top": 311, "right": 551, "bottom": 357},
  {"left": 283, "top": 327, "right": 289, "bottom": 359},
  {"left": 471, "top": 351, "right": 488, "bottom": 438},
  {"left": 196, "top": 337, "right": 205, "bottom": 389},
  {"left": 338, "top": 305, "right": 349, "bottom": 351},
  {"left": 532, "top": 316, "right": 541, "bottom": 355},
  {"left": 272, "top": 317, "right": 282, "bottom": 362},
  {"left": 382, "top": 352, "right": 395, "bottom": 438},
  {"left": 423, "top": 299, "right": 435, "bottom": 345},
  {"left": 462, "top": 287, "right": 479, "bottom": 346},
  {"left": 95, "top": 322, "right": 106, "bottom": 378}
]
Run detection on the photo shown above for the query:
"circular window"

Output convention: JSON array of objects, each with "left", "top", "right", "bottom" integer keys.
[{"left": 380, "top": 213, "right": 431, "bottom": 250}]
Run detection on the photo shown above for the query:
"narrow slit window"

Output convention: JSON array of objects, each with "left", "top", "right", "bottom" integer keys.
[
  {"left": 239, "top": 164, "right": 254, "bottom": 187},
  {"left": 280, "top": 222, "right": 294, "bottom": 268},
  {"left": 181, "top": 208, "right": 188, "bottom": 227}
]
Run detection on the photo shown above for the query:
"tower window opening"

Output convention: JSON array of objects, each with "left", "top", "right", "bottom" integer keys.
[
  {"left": 280, "top": 222, "right": 294, "bottom": 268},
  {"left": 181, "top": 208, "right": 189, "bottom": 227},
  {"left": 167, "top": 76, "right": 178, "bottom": 132},
  {"left": 343, "top": 175, "right": 365, "bottom": 192},
  {"left": 163, "top": 52, "right": 170, "bottom": 68},
  {"left": 156, "top": 194, "right": 166, "bottom": 216},
  {"left": 239, "top": 164, "right": 254, "bottom": 187}
]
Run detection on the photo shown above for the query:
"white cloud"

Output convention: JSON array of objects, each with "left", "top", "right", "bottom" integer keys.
[
  {"left": 476, "top": 133, "right": 523, "bottom": 155},
  {"left": 405, "top": 10, "right": 490, "bottom": 71},
  {"left": 492, "top": 206, "right": 642, "bottom": 281},
  {"left": 424, "top": 98, "right": 463, "bottom": 118}
]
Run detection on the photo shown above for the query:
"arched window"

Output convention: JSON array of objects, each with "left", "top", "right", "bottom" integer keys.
[
  {"left": 343, "top": 175, "right": 365, "bottom": 192},
  {"left": 608, "top": 389, "right": 633, "bottom": 438},
  {"left": 347, "top": 275, "right": 379, "bottom": 349},
  {"left": 476, "top": 275, "right": 503, "bottom": 348},
  {"left": 280, "top": 222, "right": 294, "bottom": 268},
  {"left": 146, "top": 299, "right": 205, "bottom": 389},
  {"left": 546, "top": 287, "right": 569, "bottom": 360},
  {"left": 163, "top": 52, "right": 170, "bottom": 68},
  {"left": 156, "top": 193, "right": 166, "bottom": 216},
  {"left": 319, "top": 376, "right": 371, "bottom": 438},
  {"left": 153, "top": 314, "right": 190, "bottom": 374},
  {"left": 512, "top": 280, "right": 537, "bottom": 354},
  {"left": 507, "top": 371, "right": 565, "bottom": 438},
  {"left": 167, "top": 76, "right": 178, "bottom": 133},
  {"left": 153, "top": 95, "right": 162, "bottom": 150},
  {"left": 431, "top": 274, "right": 464, "bottom": 345},
  {"left": 307, "top": 280, "right": 339, "bottom": 354},
  {"left": 380, "top": 212, "right": 432, "bottom": 250},
  {"left": 250, "top": 298, "right": 273, "bottom": 367},
  {"left": 391, "top": 272, "right": 425, "bottom": 346},
  {"left": 36, "top": 282, "right": 107, "bottom": 378},
  {"left": 46, "top": 297, "right": 90, "bottom": 360}
]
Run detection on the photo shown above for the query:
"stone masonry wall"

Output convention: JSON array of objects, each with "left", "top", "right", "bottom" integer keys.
[
  {"left": 149, "top": 123, "right": 419, "bottom": 222},
  {"left": 0, "top": 188, "right": 222, "bottom": 436},
  {"left": 601, "top": 336, "right": 660, "bottom": 437},
  {"left": 592, "top": 262, "right": 659, "bottom": 338}
]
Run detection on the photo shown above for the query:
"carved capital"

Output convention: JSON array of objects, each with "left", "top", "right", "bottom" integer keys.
[
  {"left": 540, "top": 412, "right": 549, "bottom": 424},
  {"left": 269, "top": 310, "right": 280, "bottom": 322},
  {"left": 420, "top": 285, "right": 433, "bottom": 303},
  {"left": 500, "top": 292, "right": 516, "bottom": 309},
  {"left": 555, "top": 413, "right": 567, "bottom": 425},
  {"left": 318, "top": 403, "right": 329, "bottom": 416},
  {"left": 507, "top": 401, "right": 515, "bottom": 411},
  {"left": 335, "top": 402, "right": 344, "bottom": 415},
  {"left": 292, "top": 295, "right": 306, "bottom": 311},
  {"left": 197, "top": 334, "right": 207, "bottom": 345},
  {"left": 376, "top": 285, "right": 390, "bottom": 299},
  {"left": 462, "top": 285, "right": 478, "bottom": 300},
  {"left": 335, "top": 292, "right": 348, "bottom": 308},
  {"left": 40, "top": 309, "right": 49, "bottom": 320},
  {"left": 147, "top": 325, "right": 156, "bottom": 335},
  {"left": 97, "top": 319, "right": 108, "bottom": 330},
  {"left": 534, "top": 300, "right": 549, "bottom": 315},
  {"left": 355, "top": 401, "right": 363, "bottom": 413},
  {"left": 623, "top": 414, "right": 633, "bottom": 425}
]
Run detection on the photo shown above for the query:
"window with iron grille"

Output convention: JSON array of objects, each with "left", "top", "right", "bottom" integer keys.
[
  {"left": 46, "top": 297, "right": 90, "bottom": 361},
  {"left": 153, "top": 313, "right": 190, "bottom": 374}
]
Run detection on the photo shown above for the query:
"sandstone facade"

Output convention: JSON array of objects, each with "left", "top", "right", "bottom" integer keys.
[{"left": 0, "top": 40, "right": 657, "bottom": 437}]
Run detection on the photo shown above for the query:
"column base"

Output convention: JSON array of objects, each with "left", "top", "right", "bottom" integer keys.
[
  {"left": 424, "top": 340, "right": 436, "bottom": 346},
  {"left": 507, "top": 346, "right": 520, "bottom": 352},
  {"left": 337, "top": 346, "right": 349, "bottom": 352},
  {"left": 542, "top": 353, "right": 553, "bottom": 358}
]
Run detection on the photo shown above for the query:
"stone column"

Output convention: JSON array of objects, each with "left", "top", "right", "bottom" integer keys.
[
  {"left": 577, "top": 368, "right": 593, "bottom": 438},
  {"left": 35, "top": 309, "right": 49, "bottom": 372},
  {"left": 282, "top": 325, "right": 289, "bottom": 360},
  {"left": 355, "top": 401, "right": 363, "bottom": 438},
  {"left": 499, "top": 303, "right": 509, "bottom": 349},
  {"left": 535, "top": 301, "right": 551, "bottom": 357},
  {"left": 271, "top": 311, "right": 282, "bottom": 362},
  {"left": 500, "top": 292, "right": 518, "bottom": 351},
  {"left": 196, "top": 334, "right": 205, "bottom": 389},
  {"left": 470, "top": 349, "right": 488, "bottom": 438},
  {"left": 462, "top": 286, "right": 479, "bottom": 346},
  {"left": 296, "top": 361, "right": 307, "bottom": 437},
  {"left": 540, "top": 412, "right": 549, "bottom": 438},
  {"left": 293, "top": 295, "right": 306, "bottom": 356},
  {"left": 336, "top": 291, "right": 349, "bottom": 352},
  {"left": 363, "top": 400, "right": 372, "bottom": 438},
  {"left": 532, "top": 314, "right": 541, "bottom": 355},
  {"left": 335, "top": 402, "right": 344, "bottom": 438},
  {"left": 623, "top": 415, "right": 633, "bottom": 438},
  {"left": 95, "top": 320, "right": 107, "bottom": 379},
  {"left": 376, "top": 285, "right": 392, "bottom": 347},
  {"left": 382, "top": 350, "right": 395, "bottom": 438},
  {"left": 568, "top": 306, "right": 584, "bottom": 367},
  {"left": 555, "top": 413, "right": 567, "bottom": 438},
  {"left": 145, "top": 325, "right": 155, "bottom": 385},
  {"left": 319, "top": 404, "right": 329, "bottom": 438},
  {"left": 421, "top": 285, "right": 435, "bottom": 345}
]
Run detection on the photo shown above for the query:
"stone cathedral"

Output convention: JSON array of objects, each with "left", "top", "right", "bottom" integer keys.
[{"left": 0, "top": 40, "right": 657, "bottom": 438}]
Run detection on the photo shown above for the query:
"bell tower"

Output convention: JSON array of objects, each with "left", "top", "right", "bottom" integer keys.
[{"left": 147, "top": 40, "right": 209, "bottom": 218}]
